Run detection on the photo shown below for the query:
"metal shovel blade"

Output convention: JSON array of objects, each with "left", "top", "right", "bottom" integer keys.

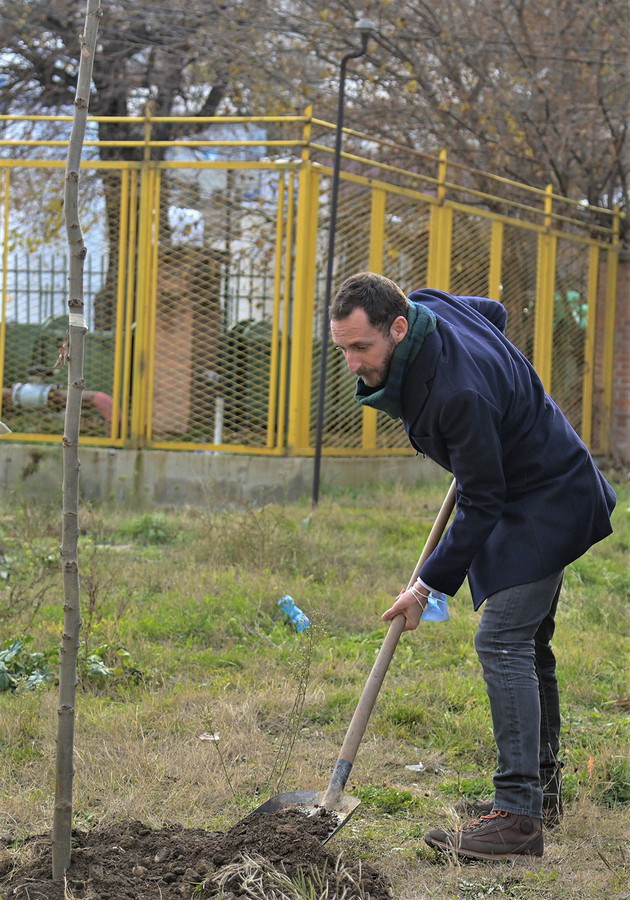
[{"left": 246, "top": 788, "right": 361, "bottom": 843}]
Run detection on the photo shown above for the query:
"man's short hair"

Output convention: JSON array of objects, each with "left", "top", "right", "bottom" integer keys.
[{"left": 330, "top": 272, "right": 410, "bottom": 335}]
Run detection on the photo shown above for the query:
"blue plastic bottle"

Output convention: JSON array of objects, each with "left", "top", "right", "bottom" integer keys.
[
  {"left": 278, "top": 595, "right": 311, "bottom": 632},
  {"left": 421, "top": 591, "right": 450, "bottom": 623}
]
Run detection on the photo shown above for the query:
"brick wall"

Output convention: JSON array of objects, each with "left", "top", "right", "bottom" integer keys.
[{"left": 612, "top": 249, "right": 630, "bottom": 466}]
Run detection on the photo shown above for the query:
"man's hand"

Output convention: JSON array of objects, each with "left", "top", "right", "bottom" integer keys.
[{"left": 381, "top": 587, "right": 426, "bottom": 631}]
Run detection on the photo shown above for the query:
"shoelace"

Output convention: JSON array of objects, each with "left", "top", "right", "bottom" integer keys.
[{"left": 461, "top": 810, "right": 509, "bottom": 831}]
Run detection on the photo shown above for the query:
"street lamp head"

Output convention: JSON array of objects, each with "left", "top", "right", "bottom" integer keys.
[{"left": 355, "top": 17, "right": 376, "bottom": 37}]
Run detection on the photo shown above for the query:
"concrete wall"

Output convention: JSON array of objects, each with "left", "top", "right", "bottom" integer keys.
[{"left": 0, "top": 443, "right": 445, "bottom": 508}]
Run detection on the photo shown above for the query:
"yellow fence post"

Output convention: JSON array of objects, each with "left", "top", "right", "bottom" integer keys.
[
  {"left": 130, "top": 104, "right": 157, "bottom": 445},
  {"left": 287, "top": 161, "right": 319, "bottom": 453},
  {"left": 601, "top": 205, "right": 621, "bottom": 453},
  {"left": 144, "top": 169, "right": 161, "bottom": 443},
  {"left": 427, "top": 149, "right": 452, "bottom": 291},
  {"left": 0, "top": 168, "right": 9, "bottom": 420},
  {"left": 300, "top": 104, "right": 313, "bottom": 163},
  {"left": 286, "top": 107, "right": 319, "bottom": 453},
  {"left": 533, "top": 185, "right": 556, "bottom": 390},
  {"left": 143, "top": 101, "right": 153, "bottom": 163},
  {"left": 360, "top": 186, "right": 386, "bottom": 449},
  {"left": 267, "top": 172, "right": 286, "bottom": 449},
  {"left": 439, "top": 205, "right": 453, "bottom": 290},
  {"left": 120, "top": 169, "right": 139, "bottom": 445},
  {"left": 581, "top": 244, "right": 600, "bottom": 447},
  {"left": 130, "top": 166, "right": 150, "bottom": 444},
  {"left": 276, "top": 172, "right": 296, "bottom": 451},
  {"left": 109, "top": 168, "right": 130, "bottom": 442},
  {"left": 488, "top": 220, "right": 504, "bottom": 302}
]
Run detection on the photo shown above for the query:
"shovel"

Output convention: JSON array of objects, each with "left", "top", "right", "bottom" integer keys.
[{"left": 247, "top": 478, "right": 457, "bottom": 842}]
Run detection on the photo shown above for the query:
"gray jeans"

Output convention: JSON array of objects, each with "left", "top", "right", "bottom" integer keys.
[{"left": 474, "top": 570, "right": 564, "bottom": 817}]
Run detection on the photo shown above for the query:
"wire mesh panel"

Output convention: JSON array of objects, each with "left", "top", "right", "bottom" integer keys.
[
  {"left": 309, "top": 176, "right": 370, "bottom": 449},
  {"left": 0, "top": 165, "right": 126, "bottom": 440},
  {"left": 550, "top": 238, "right": 589, "bottom": 431},
  {"left": 377, "top": 191, "right": 432, "bottom": 449},
  {"left": 381, "top": 193, "right": 431, "bottom": 291},
  {"left": 500, "top": 225, "right": 539, "bottom": 362},
  {"left": 450, "top": 212, "right": 492, "bottom": 297},
  {"left": 590, "top": 250, "right": 612, "bottom": 452},
  {"left": 149, "top": 165, "right": 288, "bottom": 449}
]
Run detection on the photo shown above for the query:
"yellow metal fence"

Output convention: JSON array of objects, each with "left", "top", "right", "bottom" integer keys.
[{"left": 0, "top": 112, "right": 621, "bottom": 455}]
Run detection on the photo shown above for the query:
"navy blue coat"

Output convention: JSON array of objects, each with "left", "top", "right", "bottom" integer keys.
[{"left": 404, "top": 289, "right": 616, "bottom": 609}]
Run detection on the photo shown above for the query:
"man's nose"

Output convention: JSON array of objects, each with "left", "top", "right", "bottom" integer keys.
[{"left": 346, "top": 354, "right": 361, "bottom": 374}]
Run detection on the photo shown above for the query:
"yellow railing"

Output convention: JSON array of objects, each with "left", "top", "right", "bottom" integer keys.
[{"left": 0, "top": 110, "right": 622, "bottom": 455}]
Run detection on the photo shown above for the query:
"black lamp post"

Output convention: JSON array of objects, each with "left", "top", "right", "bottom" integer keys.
[{"left": 312, "top": 17, "right": 376, "bottom": 507}]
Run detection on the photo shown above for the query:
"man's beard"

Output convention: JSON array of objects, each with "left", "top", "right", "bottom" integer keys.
[{"left": 357, "top": 338, "right": 397, "bottom": 388}]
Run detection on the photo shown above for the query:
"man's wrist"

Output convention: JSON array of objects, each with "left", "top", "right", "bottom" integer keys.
[
  {"left": 416, "top": 576, "right": 435, "bottom": 593},
  {"left": 409, "top": 580, "right": 429, "bottom": 604}
]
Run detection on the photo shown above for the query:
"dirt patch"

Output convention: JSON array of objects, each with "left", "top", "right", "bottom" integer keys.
[{"left": 0, "top": 810, "right": 392, "bottom": 899}]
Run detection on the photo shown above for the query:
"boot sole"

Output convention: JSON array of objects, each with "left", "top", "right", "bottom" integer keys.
[{"left": 425, "top": 836, "right": 543, "bottom": 860}]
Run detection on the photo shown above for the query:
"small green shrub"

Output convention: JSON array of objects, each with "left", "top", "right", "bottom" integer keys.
[
  {"left": 0, "top": 636, "right": 144, "bottom": 692},
  {"left": 438, "top": 775, "right": 493, "bottom": 800},
  {"left": 303, "top": 690, "right": 356, "bottom": 725},
  {"left": 598, "top": 757, "right": 630, "bottom": 807},
  {"left": 0, "top": 637, "right": 57, "bottom": 690},
  {"left": 354, "top": 785, "right": 421, "bottom": 815},
  {"left": 0, "top": 540, "right": 58, "bottom": 625},
  {"left": 385, "top": 703, "right": 428, "bottom": 729},
  {"left": 117, "top": 513, "right": 178, "bottom": 545},
  {"left": 81, "top": 642, "right": 144, "bottom": 687}
]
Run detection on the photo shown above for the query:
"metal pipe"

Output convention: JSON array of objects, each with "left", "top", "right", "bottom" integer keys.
[
  {"left": 3, "top": 385, "right": 113, "bottom": 423},
  {"left": 12, "top": 382, "right": 56, "bottom": 409},
  {"left": 213, "top": 396, "right": 225, "bottom": 448},
  {"left": 312, "top": 20, "right": 374, "bottom": 507}
]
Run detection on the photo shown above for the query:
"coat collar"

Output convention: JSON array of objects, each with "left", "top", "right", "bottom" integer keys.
[{"left": 401, "top": 324, "right": 443, "bottom": 422}]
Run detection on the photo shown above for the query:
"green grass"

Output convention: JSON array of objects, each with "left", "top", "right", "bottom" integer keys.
[{"left": 0, "top": 474, "right": 628, "bottom": 898}]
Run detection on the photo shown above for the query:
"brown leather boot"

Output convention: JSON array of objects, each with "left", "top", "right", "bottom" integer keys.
[
  {"left": 455, "top": 766, "right": 563, "bottom": 830},
  {"left": 424, "top": 811, "right": 543, "bottom": 860}
]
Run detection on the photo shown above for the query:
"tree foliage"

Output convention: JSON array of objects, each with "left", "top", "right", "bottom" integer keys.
[
  {"left": 0, "top": 0, "right": 315, "bottom": 130},
  {"left": 1, "top": 0, "right": 626, "bottom": 222},
  {"left": 283, "top": 0, "right": 627, "bottom": 220}
]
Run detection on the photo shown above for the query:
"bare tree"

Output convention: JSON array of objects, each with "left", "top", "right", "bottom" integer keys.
[
  {"left": 1, "top": 0, "right": 626, "bottom": 250},
  {"left": 52, "top": 0, "right": 101, "bottom": 879},
  {"left": 0, "top": 0, "right": 321, "bottom": 326},
  {"left": 272, "top": 0, "right": 628, "bottom": 229}
]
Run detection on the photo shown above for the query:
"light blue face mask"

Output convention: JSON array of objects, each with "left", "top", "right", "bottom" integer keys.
[
  {"left": 421, "top": 591, "right": 450, "bottom": 623},
  {"left": 278, "top": 595, "right": 311, "bottom": 632}
]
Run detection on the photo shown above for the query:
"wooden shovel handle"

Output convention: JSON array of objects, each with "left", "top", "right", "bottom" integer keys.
[
  {"left": 406, "top": 478, "right": 458, "bottom": 588},
  {"left": 324, "top": 479, "right": 457, "bottom": 799}
]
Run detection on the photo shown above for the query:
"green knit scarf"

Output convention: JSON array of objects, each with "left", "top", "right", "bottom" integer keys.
[{"left": 355, "top": 302, "right": 436, "bottom": 420}]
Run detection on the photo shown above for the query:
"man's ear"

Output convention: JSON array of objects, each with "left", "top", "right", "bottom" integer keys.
[{"left": 390, "top": 315, "right": 408, "bottom": 344}]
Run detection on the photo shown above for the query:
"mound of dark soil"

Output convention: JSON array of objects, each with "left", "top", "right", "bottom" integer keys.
[{"left": 0, "top": 810, "right": 392, "bottom": 899}]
